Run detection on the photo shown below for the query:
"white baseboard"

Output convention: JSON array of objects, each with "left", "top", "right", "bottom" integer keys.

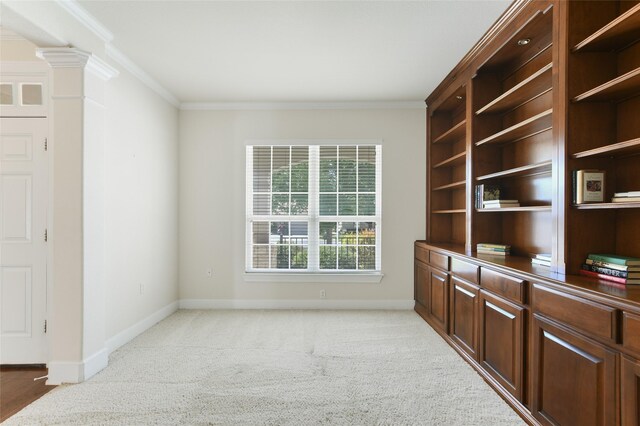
[
  {"left": 179, "top": 299, "right": 414, "bottom": 310},
  {"left": 47, "top": 347, "right": 108, "bottom": 385},
  {"left": 105, "top": 300, "right": 179, "bottom": 354}
]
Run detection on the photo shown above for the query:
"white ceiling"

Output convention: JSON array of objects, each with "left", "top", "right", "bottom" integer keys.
[{"left": 77, "top": 0, "right": 510, "bottom": 103}]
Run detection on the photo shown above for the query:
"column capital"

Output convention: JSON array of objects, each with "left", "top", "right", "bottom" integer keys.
[{"left": 36, "top": 47, "right": 119, "bottom": 81}]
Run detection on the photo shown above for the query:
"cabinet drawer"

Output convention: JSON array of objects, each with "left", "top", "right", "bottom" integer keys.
[
  {"left": 623, "top": 312, "right": 640, "bottom": 355},
  {"left": 451, "top": 258, "right": 479, "bottom": 284},
  {"left": 480, "top": 268, "right": 525, "bottom": 304},
  {"left": 430, "top": 251, "right": 449, "bottom": 271},
  {"left": 415, "top": 244, "right": 429, "bottom": 264},
  {"left": 532, "top": 284, "right": 618, "bottom": 342}
]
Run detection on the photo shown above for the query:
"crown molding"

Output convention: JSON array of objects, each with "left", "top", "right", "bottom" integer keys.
[
  {"left": 36, "top": 47, "right": 119, "bottom": 80},
  {"left": 105, "top": 44, "right": 180, "bottom": 107},
  {"left": 53, "top": 0, "right": 113, "bottom": 43},
  {"left": 180, "top": 101, "right": 426, "bottom": 111}
]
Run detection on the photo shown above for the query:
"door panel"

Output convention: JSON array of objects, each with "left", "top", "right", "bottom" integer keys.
[
  {"left": 531, "top": 314, "right": 616, "bottom": 426},
  {"left": 428, "top": 268, "right": 449, "bottom": 333},
  {"left": 0, "top": 118, "right": 48, "bottom": 364},
  {"left": 479, "top": 290, "right": 524, "bottom": 401},
  {"left": 450, "top": 277, "right": 479, "bottom": 359},
  {"left": 622, "top": 355, "right": 640, "bottom": 426}
]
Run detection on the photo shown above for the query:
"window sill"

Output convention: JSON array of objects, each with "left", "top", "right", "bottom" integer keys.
[{"left": 244, "top": 272, "right": 384, "bottom": 283}]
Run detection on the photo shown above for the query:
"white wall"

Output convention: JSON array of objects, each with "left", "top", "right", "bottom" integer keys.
[
  {"left": 179, "top": 109, "right": 425, "bottom": 305},
  {"left": 104, "top": 65, "right": 179, "bottom": 339}
]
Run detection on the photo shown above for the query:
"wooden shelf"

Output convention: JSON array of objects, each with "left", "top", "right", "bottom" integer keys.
[
  {"left": 573, "top": 202, "right": 640, "bottom": 210},
  {"left": 432, "top": 209, "right": 466, "bottom": 214},
  {"left": 476, "top": 64, "right": 552, "bottom": 115},
  {"left": 573, "top": 4, "right": 640, "bottom": 52},
  {"left": 476, "top": 160, "right": 552, "bottom": 181},
  {"left": 573, "top": 67, "right": 640, "bottom": 102},
  {"left": 572, "top": 138, "right": 640, "bottom": 159},
  {"left": 433, "top": 180, "right": 466, "bottom": 191},
  {"left": 477, "top": 205, "right": 551, "bottom": 212},
  {"left": 433, "top": 152, "right": 466, "bottom": 169},
  {"left": 475, "top": 109, "right": 553, "bottom": 146},
  {"left": 433, "top": 120, "right": 466, "bottom": 144}
]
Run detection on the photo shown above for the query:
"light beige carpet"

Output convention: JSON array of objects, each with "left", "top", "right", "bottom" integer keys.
[{"left": 6, "top": 310, "right": 525, "bottom": 425}]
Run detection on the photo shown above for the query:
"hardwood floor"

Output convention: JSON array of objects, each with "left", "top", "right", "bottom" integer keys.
[{"left": 0, "top": 365, "right": 56, "bottom": 422}]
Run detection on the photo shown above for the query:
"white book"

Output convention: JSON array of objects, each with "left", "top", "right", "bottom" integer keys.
[
  {"left": 483, "top": 199, "right": 519, "bottom": 204},
  {"left": 483, "top": 203, "right": 520, "bottom": 208},
  {"left": 614, "top": 191, "right": 640, "bottom": 197},
  {"left": 532, "top": 258, "right": 551, "bottom": 267}
]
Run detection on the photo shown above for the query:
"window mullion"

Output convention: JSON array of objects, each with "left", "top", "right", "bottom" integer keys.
[{"left": 308, "top": 146, "right": 319, "bottom": 272}]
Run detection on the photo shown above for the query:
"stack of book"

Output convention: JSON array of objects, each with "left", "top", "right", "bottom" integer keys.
[
  {"left": 612, "top": 191, "right": 640, "bottom": 203},
  {"left": 477, "top": 243, "right": 511, "bottom": 256},
  {"left": 475, "top": 184, "right": 501, "bottom": 209},
  {"left": 579, "top": 253, "right": 640, "bottom": 285},
  {"left": 483, "top": 199, "right": 520, "bottom": 209},
  {"left": 531, "top": 253, "right": 551, "bottom": 267}
]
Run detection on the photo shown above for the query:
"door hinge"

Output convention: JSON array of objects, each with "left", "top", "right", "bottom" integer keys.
[
  {"left": 44, "top": 320, "right": 47, "bottom": 334},
  {"left": 44, "top": 138, "right": 48, "bottom": 151},
  {"left": 44, "top": 228, "right": 48, "bottom": 242}
]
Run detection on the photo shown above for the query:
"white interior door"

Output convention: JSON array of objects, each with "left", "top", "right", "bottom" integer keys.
[{"left": 0, "top": 118, "right": 48, "bottom": 364}]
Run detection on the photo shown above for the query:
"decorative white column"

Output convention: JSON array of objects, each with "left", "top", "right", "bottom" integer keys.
[{"left": 36, "top": 47, "right": 118, "bottom": 384}]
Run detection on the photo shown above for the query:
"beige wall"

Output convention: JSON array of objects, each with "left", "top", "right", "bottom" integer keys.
[
  {"left": 179, "top": 109, "right": 425, "bottom": 304},
  {"left": 104, "top": 64, "right": 179, "bottom": 338}
]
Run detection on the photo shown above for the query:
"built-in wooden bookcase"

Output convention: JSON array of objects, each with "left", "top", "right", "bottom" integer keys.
[
  {"left": 565, "top": 0, "right": 640, "bottom": 274},
  {"left": 427, "top": 85, "right": 468, "bottom": 247},
  {"left": 472, "top": 6, "right": 555, "bottom": 258}
]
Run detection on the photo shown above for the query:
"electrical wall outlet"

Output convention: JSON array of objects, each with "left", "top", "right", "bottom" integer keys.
[
  {"left": 207, "top": 268, "right": 213, "bottom": 277},
  {"left": 320, "top": 289, "right": 326, "bottom": 299},
  {"left": 139, "top": 283, "right": 144, "bottom": 295}
]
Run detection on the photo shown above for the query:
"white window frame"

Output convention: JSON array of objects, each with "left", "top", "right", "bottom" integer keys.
[{"left": 245, "top": 140, "right": 383, "bottom": 281}]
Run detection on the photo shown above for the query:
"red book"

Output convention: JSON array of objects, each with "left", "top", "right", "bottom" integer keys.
[{"left": 579, "top": 268, "right": 627, "bottom": 285}]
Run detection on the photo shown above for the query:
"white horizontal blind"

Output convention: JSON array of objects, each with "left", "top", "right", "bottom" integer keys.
[{"left": 246, "top": 144, "right": 381, "bottom": 273}]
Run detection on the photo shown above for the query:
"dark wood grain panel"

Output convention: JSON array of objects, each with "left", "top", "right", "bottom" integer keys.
[
  {"left": 623, "top": 311, "right": 640, "bottom": 356},
  {"left": 429, "top": 251, "right": 450, "bottom": 271},
  {"left": 622, "top": 355, "right": 640, "bottom": 426},
  {"left": 480, "top": 267, "right": 526, "bottom": 304},
  {"left": 450, "top": 277, "right": 480, "bottom": 359},
  {"left": 451, "top": 258, "right": 479, "bottom": 284}
]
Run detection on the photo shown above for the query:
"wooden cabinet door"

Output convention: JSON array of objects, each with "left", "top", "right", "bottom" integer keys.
[
  {"left": 622, "top": 355, "right": 640, "bottom": 426},
  {"left": 428, "top": 267, "right": 449, "bottom": 333},
  {"left": 531, "top": 314, "right": 617, "bottom": 426},
  {"left": 450, "top": 277, "right": 479, "bottom": 359},
  {"left": 415, "top": 260, "right": 429, "bottom": 310},
  {"left": 479, "top": 290, "right": 524, "bottom": 401}
]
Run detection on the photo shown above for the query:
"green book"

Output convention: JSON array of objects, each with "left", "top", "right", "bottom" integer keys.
[{"left": 587, "top": 253, "right": 640, "bottom": 266}]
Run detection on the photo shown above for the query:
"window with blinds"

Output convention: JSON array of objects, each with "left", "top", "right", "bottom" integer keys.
[{"left": 246, "top": 144, "right": 382, "bottom": 273}]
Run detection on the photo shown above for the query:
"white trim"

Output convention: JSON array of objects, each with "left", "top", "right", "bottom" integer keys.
[
  {"left": 53, "top": 0, "right": 114, "bottom": 43},
  {"left": 105, "top": 301, "right": 179, "bottom": 354},
  {"left": 180, "top": 101, "right": 426, "bottom": 111},
  {"left": 36, "top": 48, "right": 119, "bottom": 81},
  {"left": 46, "top": 347, "right": 108, "bottom": 385},
  {"left": 82, "top": 347, "right": 108, "bottom": 381},
  {"left": 105, "top": 44, "right": 180, "bottom": 107},
  {"left": 246, "top": 138, "right": 383, "bottom": 146},
  {"left": 179, "top": 299, "right": 413, "bottom": 310},
  {"left": 244, "top": 272, "right": 384, "bottom": 283}
]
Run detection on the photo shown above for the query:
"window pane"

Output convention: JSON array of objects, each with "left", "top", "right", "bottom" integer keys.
[
  {"left": 291, "top": 245, "right": 308, "bottom": 269},
  {"left": 21, "top": 84, "right": 42, "bottom": 105},
  {"left": 253, "top": 246, "right": 270, "bottom": 268},
  {"left": 253, "top": 147, "right": 271, "bottom": 192},
  {"left": 358, "top": 247, "right": 375, "bottom": 270},
  {"left": 358, "top": 222, "right": 376, "bottom": 245},
  {"left": 338, "top": 146, "right": 357, "bottom": 192},
  {"left": 291, "top": 147, "right": 309, "bottom": 192},
  {"left": 272, "top": 194, "right": 289, "bottom": 215},
  {"left": 358, "top": 194, "right": 375, "bottom": 216},
  {"left": 338, "top": 194, "right": 356, "bottom": 216},
  {"left": 320, "top": 146, "right": 337, "bottom": 192},
  {"left": 272, "top": 146, "right": 290, "bottom": 192},
  {"left": 272, "top": 245, "right": 290, "bottom": 269},
  {"left": 253, "top": 222, "right": 269, "bottom": 244},
  {"left": 290, "top": 194, "right": 308, "bottom": 215},
  {"left": 290, "top": 222, "right": 308, "bottom": 245},
  {"left": 253, "top": 194, "right": 270, "bottom": 215},
  {"left": 338, "top": 222, "right": 357, "bottom": 245},
  {"left": 358, "top": 146, "right": 376, "bottom": 192},
  {"left": 319, "top": 194, "right": 337, "bottom": 215},
  {"left": 319, "top": 222, "right": 337, "bottom": 245},
  {"left": 0, "top": 84, "right": 13, "bottom": 105},
  {"left": 320, "top": 246, "right": 337, "bottom": 269},
  {"left": 338, "top": 246, "right": 357, "bottom": 269},
  {"left": 271, "top": 222, "right": 289, "bottom": 243}
]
